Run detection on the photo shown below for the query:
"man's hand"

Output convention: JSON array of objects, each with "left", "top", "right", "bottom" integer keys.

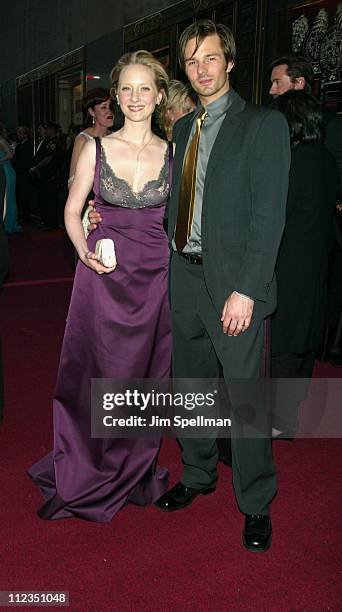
[
  {"left": 29, "top": 166, "right": 40, "bottom": 178},
  {"left": 221, "top": 292, "right": 254, "bottom": 336},
  {"left": 87, "top": 199, "right": 102, "bottom": 232}
]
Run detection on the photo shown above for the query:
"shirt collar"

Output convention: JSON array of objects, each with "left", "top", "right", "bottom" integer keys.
[{"left": 196, "top": 89, "right": 234, "bottom": 120}]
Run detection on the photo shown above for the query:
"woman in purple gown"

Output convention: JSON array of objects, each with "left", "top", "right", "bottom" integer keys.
[{"left": 28, "top": 51, "right": 172, "bottom": 522}]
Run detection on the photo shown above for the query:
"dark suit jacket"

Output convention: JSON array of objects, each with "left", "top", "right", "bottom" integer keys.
[
  {"left": 12, "top": 138, "right": 34, "bottom": 175},
  {"left": 272, "top": 142, "right": 339, "bottom": 355},
  {"left": 168, "top": 90, "right": 291, "bottom": 321}
]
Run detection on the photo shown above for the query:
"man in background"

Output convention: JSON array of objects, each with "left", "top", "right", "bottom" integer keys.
[
  {"left": 13, "top": 126, "right": 34, "bottom": 224},
  {"left": 269, "top": 53, "right": 342, "bottom": 186},
  {"left": 30, "top": 121, "right": 64, "bottom": 230}
]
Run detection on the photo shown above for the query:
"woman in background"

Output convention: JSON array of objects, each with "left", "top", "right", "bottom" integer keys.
[
  {"left": 271, "top": 90, "right": 339, "bottom": 436},
  {"left": 68, "top": 88, "right": 114, "bottom": 188},
  {"left": 0, "top": 123, "right": 21, "bottom": 233}
]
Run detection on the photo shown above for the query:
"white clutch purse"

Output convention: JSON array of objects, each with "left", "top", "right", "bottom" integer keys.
[
  {"left": 82, "top": 205, "right": 92, "bottom": 239},
  {"left": 95, "top": 239, "right": 117, "bottom": 269}
]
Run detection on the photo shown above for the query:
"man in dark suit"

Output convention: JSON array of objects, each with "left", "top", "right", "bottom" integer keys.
[
  {"left": 269, "top": 53, "right": 342, "bottom": 189},
  {"left": 30, "top": 121, "right": 64, "bottom": 229},
  {"left": 12, "top": 126, "right": 34, "bottom": 223},
  {"left": 154, "top": 20, "right": 290, "bottom": 552}
]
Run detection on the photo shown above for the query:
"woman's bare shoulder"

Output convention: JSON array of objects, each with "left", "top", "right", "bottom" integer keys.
[
  {"left": 75, "top": 130, "right": 94, "bottom": 142},
  {"left": 78, "top": 138, "right": 96, "bottom": 161}
]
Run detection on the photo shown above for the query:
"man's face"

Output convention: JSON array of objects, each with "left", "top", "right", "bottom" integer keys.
[
  {"left": 184, "top": 34, "right": 234, "bottom": 105},
  {"left": 17, "top": 128, "right": 26, "bottom": 141},
  {"left": 269, "top": 64, "right": 305, "bottom": 98},
  {"left": 46, "top": 126, "right": 57, "bottom": 139},
  {"left": 38, "top": 125, "right": 46, "bottom": 138}
]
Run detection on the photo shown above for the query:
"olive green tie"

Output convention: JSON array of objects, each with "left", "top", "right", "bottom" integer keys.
[{"left": 175, "top": 108, "right": 208, "bottom": 253}]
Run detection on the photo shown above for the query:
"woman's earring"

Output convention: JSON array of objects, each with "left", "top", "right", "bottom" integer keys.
[{"left": 92, "top": 116, "right": 95, "bottom": 125}]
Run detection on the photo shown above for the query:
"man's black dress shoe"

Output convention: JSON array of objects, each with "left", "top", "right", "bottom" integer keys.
[
  {"left": 242, "top": 514, "right": 272, "bottom": 552},
  {"left": 154, "top": 482, "right": 216, "bottom": 512}
]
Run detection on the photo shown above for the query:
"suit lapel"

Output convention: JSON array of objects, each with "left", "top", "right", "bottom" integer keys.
[
  {"left": 168, "top": 113, "right": 194, "bottom": 238},
  {"left": 173, "top": 114, "right": 194, "bottom": 189},
  {"left": 205, "top": 92, "right": 246, "bottom": 188}
]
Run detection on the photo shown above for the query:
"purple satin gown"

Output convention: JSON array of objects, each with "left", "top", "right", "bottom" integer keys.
[{"left": 28, "top": 139, "right": 172, "bottom": 521}]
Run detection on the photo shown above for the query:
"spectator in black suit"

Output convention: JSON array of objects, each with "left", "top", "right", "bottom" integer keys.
[
  {"left": 30, "top": 121, "right": 64, "bottom": 230},
  {"left": 270, "top": 54, "right": 342, "bottom": 366},
  {"left": 271, "top": 91, "right": 339, "bottom": 436},
  {"left": 12, "top": 126, "right": 34, "bottom": 223},
  {"left": 269, "top": 54, "right": 342, "bottom": 193}
]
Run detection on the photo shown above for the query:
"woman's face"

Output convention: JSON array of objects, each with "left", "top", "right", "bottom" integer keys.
[
  {"left": 89, "top": 99, "right": 114, "bottom": 128},
  {"left": 167, "top": 95, "right": 196, "bottom": 126},
  {"left": 117, "top": 64, "right": 162, "bottom": 123}
]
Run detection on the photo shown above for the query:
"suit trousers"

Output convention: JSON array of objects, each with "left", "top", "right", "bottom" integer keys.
[
  {"left": 170, "top": 253, "right": 277, "bottom": 515},
  {"left": 271, "top": 350, "right": 316, "bottom": 434}
]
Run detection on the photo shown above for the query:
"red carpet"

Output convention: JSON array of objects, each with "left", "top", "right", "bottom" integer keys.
[
  {"left": 4, "top": 225, "right": 74, "bottom": 284},
  {"left": 0, "top": 228, "right": 341, "bottom": 611}
]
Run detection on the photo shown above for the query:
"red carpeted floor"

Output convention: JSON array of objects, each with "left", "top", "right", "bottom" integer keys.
[{"left": 0, "top": 227, "right": 341, "bottom": 611}]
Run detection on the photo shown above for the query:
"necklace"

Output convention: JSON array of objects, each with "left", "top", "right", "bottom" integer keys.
[{"left": 120, "top": 132, "right": 154, "bottom": 176}]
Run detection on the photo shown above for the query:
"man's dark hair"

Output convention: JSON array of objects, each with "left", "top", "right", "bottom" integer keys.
[
  {"left": 270, "top": 54, "right": 314, "bottom": 93},
  {"left": 46, "top": 120, "right": 59, "bottom": 132},
  {"left": 273, "top": 90, "right": 323, "bottom": 145},
  {"left": 178, "top": 19, "right": 236, "bottom": 69}
]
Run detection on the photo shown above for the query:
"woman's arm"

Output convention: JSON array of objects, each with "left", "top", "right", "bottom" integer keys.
[
  {"left": 68, "top": 133, "right": 88, "bottom": 186},
  {"left": 0, "top": 138, "right": 14, "bottom": 161},
  {"left": 65, "top": 140, "right": 113, "bottom": 274}
]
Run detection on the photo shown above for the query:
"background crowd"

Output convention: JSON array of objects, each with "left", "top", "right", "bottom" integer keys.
[{"left": 0, "top": 79, "right": 198, "bottom": 234}]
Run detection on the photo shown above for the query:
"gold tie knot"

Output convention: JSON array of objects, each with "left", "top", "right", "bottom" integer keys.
[{"left": 197, "top": 109, "right": 208, "bottom": 126}]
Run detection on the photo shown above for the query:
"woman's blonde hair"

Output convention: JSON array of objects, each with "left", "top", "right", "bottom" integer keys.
[
  {"left": 110, "top": 50, "right": 169, "bottom": 124},
  {"left": 159, "top": 79, "right": 195, "bottom": 131}
]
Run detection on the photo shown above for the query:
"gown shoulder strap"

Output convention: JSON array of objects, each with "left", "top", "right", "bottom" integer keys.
[{"left": 93, "top": 137, "right": 101, "bottom": 197}]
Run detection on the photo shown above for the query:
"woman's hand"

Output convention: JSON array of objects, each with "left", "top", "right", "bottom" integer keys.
[{"left": 80, "top": 250, "right": 116, "bottom": 275}]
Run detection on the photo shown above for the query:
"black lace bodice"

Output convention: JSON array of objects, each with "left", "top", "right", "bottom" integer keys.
[{"left": 100, "top": 144, "right": 170, "bottom": 209}]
